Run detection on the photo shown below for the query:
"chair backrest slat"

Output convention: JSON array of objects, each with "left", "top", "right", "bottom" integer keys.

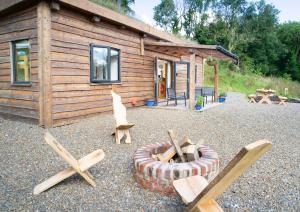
[
  {"left": 195, "top": 88, "right": 202, "bottom": 98},
  {"left": 189, "top": 140, "right": 272, "bottom": 209},
  {"left": 111, "top": 91, "right": 128, "bottom": 126},
  {"left": 167, "top": 88, "right": 176, "bottom": 98},
  {"left": 202, "top": 87, "right": 214, "bottom": 96},
  {"left": 45, "top": 131, "right": 79, "bottom": 170}
]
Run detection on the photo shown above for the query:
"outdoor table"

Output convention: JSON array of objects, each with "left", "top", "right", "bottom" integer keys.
[
  {"left": 256, "top": 89, "right": 276, "bottom": 104},
  {"left": 278, "top": 96, "right": 288, "bottom": 106}
]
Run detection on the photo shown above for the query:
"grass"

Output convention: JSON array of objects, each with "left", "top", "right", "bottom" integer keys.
[{"left": 204, "top": 62, "right": 300, "bottom": 99}]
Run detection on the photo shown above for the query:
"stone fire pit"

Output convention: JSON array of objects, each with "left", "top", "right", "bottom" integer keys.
[{"left": 133, "top": 142, "right": 219, "bottom": 195}]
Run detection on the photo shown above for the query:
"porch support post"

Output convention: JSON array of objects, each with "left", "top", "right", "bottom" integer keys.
[
  {"left": 140, "top": 37, "right": 144, "bottom": 56},
  {"left": 38, "top": 1, "right": 52, "bottom": 127},
  {"left": 214, "top": 64, "right": 218, "bottom": 101},
  {"left": 189, "top": 53, "right": 196, "bottom": 109}
]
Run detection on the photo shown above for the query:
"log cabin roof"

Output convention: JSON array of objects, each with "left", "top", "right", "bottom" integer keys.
[
  {"left": 144, "top": 41, "right": 239, "bottom": 63},
  {"left": 0, "top": 0, "right": 238, "bottom": 62}
]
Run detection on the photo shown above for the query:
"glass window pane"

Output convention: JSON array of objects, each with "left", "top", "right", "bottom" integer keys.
[
  {"left": 110, "top": 49, "right": 119, "bottom": 81},
  {"left": 14, "top": 40, "right": 30, "bottom": 82},
  {"left": 93, "top": 47, "right": 108, "bottom": 80}
]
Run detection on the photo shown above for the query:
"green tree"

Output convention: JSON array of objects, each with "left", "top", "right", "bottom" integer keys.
[
  {"left": 277, "top": 22, "right": 300, "bottom": 81},
  {"left": 153, "top": 0, "right": 300, "bottom": 82},
  {"left": 244, "top": 0, "right": 280, "bottom": 75},
  {"left": 182, "top": 0, "right": 215, "bottom": 37},
  {"left": 213, "top": 0, "right": 248, "bottom": 52},
  {"left": 153, "top": 0, "right": 181, "bottom": 34}
]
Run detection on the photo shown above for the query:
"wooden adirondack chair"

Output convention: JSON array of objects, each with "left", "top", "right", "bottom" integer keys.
[
  {"left": 33, "top": 131, "right": 105, "bottom": 195},
  {"left": 111, "top": 91, "right": 134, "bottom": 144},
  {"left": 173, "top": 140, "right": 272, "bottom": 212}
]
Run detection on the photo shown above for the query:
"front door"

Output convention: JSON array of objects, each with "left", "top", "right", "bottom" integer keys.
[
  {"left": 174, "top": 61, "right": 190, "bottom": 98},
  {"left": 155, "top": 59, "right": 173, "bottom": 102}
]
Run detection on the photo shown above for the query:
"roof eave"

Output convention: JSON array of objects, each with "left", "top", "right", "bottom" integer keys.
[
  {"left": 144, "top": 41, "right": 238, "bottom": 62},
  {"left": 58, "top": 0, "right": 185, "bottom": 44},
  {"left": 216, "top": 46, "right": 239, "bottom": 63}
]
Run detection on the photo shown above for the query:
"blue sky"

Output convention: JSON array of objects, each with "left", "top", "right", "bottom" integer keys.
[{"left": 132, "top": 0, "right": 300, "bottom": 26}]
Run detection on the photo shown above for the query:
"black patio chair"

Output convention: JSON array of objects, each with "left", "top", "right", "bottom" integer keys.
[
  {"left": 195, "top": 87, "right": 214, "bottom": 104},
  {"left": 202, "top": 87, "right": 214, "bottom": 104},
  {"left": 167, "top": 88, "right": 186, "bottom": 106}
]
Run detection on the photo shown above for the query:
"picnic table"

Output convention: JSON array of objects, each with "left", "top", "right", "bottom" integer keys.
[{"left": 256, "top": 89, "right": 276, "bottom": 104}]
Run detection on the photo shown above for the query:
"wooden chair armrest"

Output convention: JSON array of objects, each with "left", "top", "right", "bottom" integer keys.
[{"left": 78, "top": 149, "right": 105, "bottom": 172}]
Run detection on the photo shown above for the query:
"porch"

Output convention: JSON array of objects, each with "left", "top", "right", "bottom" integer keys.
[
  {"left": 156, "top": 95, "right": 222, "bottom": 111},
  {"left": 144, "top": 40, "right": 239, "bottom": 110}
]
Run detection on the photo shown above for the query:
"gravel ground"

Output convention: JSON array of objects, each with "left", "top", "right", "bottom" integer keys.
[{"left": 0, "top": 92, "right": 299, "bottom": 211}]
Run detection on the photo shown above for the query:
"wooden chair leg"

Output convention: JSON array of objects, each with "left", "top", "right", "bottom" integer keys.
[
  {"left": 78, "top": 171, "right": 96, "bottom": 187},
  {"left": 124, "top": 129, "right": 131, "bottom": 144},
  {"left": 34, "top": 167, "right": 76, "bottom": 195},
  {"left": 115, "top": 129, "right": 131, "bottom": 144},
  {"left": 115, "top": 129, "right": 122, "bottom": 144},
  {"left": 84, "top": 170, "right": 94, "bottom": 179}
]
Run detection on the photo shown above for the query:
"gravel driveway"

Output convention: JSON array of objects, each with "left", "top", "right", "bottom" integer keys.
[{"left": 0, "top": 92, "right": 299, "bottom": 211}]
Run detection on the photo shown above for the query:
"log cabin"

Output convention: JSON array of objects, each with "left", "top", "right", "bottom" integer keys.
[{"left": 0, "top": 0, "right": 238, "bottom": 127}]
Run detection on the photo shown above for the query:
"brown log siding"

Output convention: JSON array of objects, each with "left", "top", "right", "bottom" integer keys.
[
  {"left": 0, "top": 6, "right": 38, "bottom": 119},
  {"left": 50, "top": 7, "right": 160, "bottom": 126}
]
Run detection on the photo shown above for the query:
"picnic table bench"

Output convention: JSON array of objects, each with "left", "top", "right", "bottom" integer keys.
[{"left": 256, "top": 89, "right": 276, "bottom": 104}]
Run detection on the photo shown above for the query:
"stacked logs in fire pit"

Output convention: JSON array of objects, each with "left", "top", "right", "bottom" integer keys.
[
  {"left": 133, "top": 130, "right": 219, "bottom": 195},
  {"left": 154, "top": 130, "right": 202, "bottom": 163}
]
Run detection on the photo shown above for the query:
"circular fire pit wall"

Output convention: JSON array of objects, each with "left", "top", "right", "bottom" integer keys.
[{"left": 133, "top": 142, "right": 219, "bottom": 195}]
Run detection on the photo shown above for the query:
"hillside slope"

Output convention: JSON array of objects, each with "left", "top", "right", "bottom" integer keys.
[{"left": 204, "top": 63, "right": 300, "bottom": 99}]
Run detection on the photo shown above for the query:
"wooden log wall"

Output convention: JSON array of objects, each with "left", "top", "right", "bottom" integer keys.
[
  {"left": 195, "top": 56, "right": 204, "bottom": 87},
  {"left": 0, "top": 6, "right": 39, "bottom": 120},
  {"left": 175, "top": 63, "right": 188, "bottom": 95},
  {"left": 50, "top": 7, "right": 160, "bottom": 126},
  {"left": 181, "top": 55, "right": 203, "bottom": 88}
]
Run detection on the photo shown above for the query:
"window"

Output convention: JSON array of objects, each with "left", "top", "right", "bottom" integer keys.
[
  {"left": 12, "top": 40, "right": 31, "bottom": 84},
  {"left": 90, "top": 44, "right": 121, "bottom": 83}
]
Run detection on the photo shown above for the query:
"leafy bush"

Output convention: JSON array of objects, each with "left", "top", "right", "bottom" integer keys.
[
  {"left": 228, "top": 63, "right": 240, "bottom": 72},
  {"left": 219, "top": 91, "right": 227, "bottom": 97},
  {"left": 196, "top": 96, "right": 203, "bottom": 106}
]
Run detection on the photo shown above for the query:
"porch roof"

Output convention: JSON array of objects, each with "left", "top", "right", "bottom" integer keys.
[{"left": 144, "top": 41, "right": 239, "bottom": 63}]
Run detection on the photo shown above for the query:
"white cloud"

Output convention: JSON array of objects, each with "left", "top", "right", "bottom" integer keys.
[{"left": 141, "top": 14, "right": 154, "bottom": 26}]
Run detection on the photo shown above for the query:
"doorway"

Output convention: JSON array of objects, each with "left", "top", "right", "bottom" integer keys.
[
  {"left": 154, "top": 59, "right": 190, "bottom": 103},
  {"left": 156, "top": 59, "right": 174, "bottom": 101}
]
